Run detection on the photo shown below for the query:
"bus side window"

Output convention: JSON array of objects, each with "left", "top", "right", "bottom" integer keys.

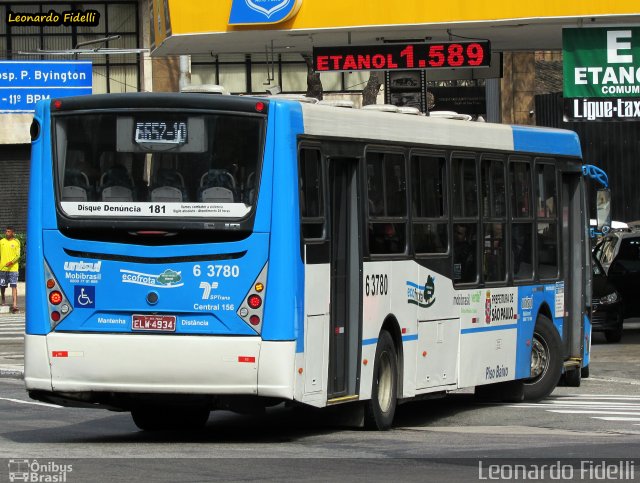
[
  {"left": 411, "top": 153, "right": 448, "bottom": 255},
  {"left": 299, "top": 148, "right": 325, "bottom": 240},
  {"left": 510, "top": 158, "right": 534, "bottom": 281},
  {"left": 535, "top": 162, "right": 558, "bottom": 279},
  {"left": 452, "top": 154, "right": 478, "bottom": 283},
  {"left": 366, "top": 151, "right": 407, "bottom": 255},
  {"left": 481, "top": 156, "right": 506, "bottom": 282}
]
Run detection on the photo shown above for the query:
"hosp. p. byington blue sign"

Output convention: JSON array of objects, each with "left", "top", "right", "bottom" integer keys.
[
  {"left": 0, "top": 61, "right": 92, "bottom": 112},
  {"left": 229, "top": 0, "right": 303, "bottom": 25}
]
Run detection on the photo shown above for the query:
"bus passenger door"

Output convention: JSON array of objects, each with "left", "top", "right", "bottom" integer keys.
[
  {"left": 561, "top": 172, "right": 584, "bottom": 361},
  {"left": 327, "top": 157, "right": 362, "bottom": 400}
]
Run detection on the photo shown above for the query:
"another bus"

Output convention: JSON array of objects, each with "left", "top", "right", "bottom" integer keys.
[{"left": 25, "top": 93, "right": 593, "bottom": 430}]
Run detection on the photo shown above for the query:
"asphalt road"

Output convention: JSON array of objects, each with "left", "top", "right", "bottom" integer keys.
[{"left": 0, "top": 323, "right": 639, "bottom": 482}]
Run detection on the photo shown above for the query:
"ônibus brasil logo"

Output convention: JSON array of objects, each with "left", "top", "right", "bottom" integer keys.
[{"left": 406, "top": 275, "right": 436, "bottom": 308}]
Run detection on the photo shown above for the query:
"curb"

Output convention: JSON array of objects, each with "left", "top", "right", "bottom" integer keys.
[{"left": 0, "top": 367, "right": 24, "bottom": 379}]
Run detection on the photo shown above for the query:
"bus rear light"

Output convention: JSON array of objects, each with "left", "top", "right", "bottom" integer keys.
[
  {"left": 53, "top": 99, "right": 62, "bottom": 109},
  {"left": 255, "top": 101, "right": 265, "bottom": 112},
  {"left": 237, "top": 263, "right": 268, "bottom": 335},
  {"left": 49, "top": 291, "right": 63, "bottom": 305},
  {"left": 44, "top": 261, "right": 72, "bottom": 329},
  {"left": 248, "top": 294, "right": 262, "bottom": 309}
]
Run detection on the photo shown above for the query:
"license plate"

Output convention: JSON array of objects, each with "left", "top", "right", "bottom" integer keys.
[{"left": 132, "top": 314, "right": 176, "bottom": 332}]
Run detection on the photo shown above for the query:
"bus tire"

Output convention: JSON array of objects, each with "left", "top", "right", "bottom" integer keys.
[
  {"left": 364, "top": 331, "right": 398, "bottom": 430},
  {"left": 563, "top": 367, "right": 581, "bottom": 387},
  {"left": 523, "top": 315, "right": 563, "bottom": 401},
  {"left": 581, "top": 365, "right": 590, "bottom": 379},
  {"left": 131, "top": 406, "right": 210, "bottom": 431}
]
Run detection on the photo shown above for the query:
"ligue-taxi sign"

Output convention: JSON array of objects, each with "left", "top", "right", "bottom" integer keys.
[{"left": 229, "top": 0, "right": 303, "bottom": 25}]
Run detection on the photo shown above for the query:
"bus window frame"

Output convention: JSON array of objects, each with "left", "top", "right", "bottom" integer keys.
[
  {"left": 534, "top": 157, "right": 560, "bottom": 281},
  {"left": 409, "top": 148, "right": 450, "bottom": 259},
  {"left": 451, "top": 150, "right": 480, "bottom": 286},
  {"left": 480, "top": 153, "right": 508, "bottom": 285},
  {"left": 298, "top": 143, "right": 328, "bottom": 243},
  {"left": 508, "top": 155, "right": 535, "bottom": 284},
  {"left": 364, "top": 145, "right": 409, "bottom": 259}
]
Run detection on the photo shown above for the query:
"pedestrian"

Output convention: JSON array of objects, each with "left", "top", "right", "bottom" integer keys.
[{"left": 0, "top": 226, "right": 21, "bottom": 313}]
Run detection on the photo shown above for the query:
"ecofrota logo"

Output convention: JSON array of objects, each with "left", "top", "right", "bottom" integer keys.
[
  {"left": 120, "top": 269, "right": 183, "bottom": 288},
  {"left": 406, "top": 275, "right": 436, "bottom": 308}
]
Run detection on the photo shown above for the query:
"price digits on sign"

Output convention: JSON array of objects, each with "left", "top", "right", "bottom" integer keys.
[{"left": 399, "top": 43, "right": 485, "bottom": 68}]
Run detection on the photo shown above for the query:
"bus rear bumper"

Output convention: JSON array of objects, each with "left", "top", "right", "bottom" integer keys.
[{"left": 24, "top": 333, "right": 296, "bottom": 399}]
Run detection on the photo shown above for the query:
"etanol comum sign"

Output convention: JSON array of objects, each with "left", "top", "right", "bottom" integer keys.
[
  {"left": 563, "top": 27, "right": 640, "bottom": 121},
  {"left": 313, "top": 41, "right": 491, "bottom": 72}
]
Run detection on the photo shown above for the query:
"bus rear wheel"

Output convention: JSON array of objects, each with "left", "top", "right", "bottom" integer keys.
[
  {"left": 523, "top": 315, "right": 562, "bottom": 401},
  {"left": 131, "top": 406, "right": 210, "bottom": 431},
  {"left": 364, "top": 331, "right": 398, "bottom": 430}
]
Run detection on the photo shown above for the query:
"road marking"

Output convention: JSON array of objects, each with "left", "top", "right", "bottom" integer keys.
[
  {"left": 505, "top": 395, "right": 640, "bottom": 427},
  {"left": 0, "top": 396, "right": 60, "bottom": 408},
  {"left": 593, "top": 417, "right": 640, "bottom": 422},
  {"left": 548, "top": 410, "right": 640, "bottom": 416}
]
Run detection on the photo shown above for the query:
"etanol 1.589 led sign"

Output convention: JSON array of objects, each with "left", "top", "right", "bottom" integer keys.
[{"left": 313, "top": 41, "right": 491, "bottom": 72}]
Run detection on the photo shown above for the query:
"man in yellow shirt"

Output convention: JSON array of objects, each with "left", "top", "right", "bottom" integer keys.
[{"left": 0, "top": 226, "right": 21, "bottom": 313}]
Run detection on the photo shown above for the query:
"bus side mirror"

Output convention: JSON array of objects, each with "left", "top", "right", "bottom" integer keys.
[{"left": 596, "top": 188, "right": 611, "bottom": 234}]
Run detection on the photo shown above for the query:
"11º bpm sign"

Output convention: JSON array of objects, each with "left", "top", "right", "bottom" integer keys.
[{"left": 313, "top": 41, "right": 491, "bottom": 72}]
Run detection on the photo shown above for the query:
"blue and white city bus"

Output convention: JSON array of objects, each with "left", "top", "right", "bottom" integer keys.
[{"left": 25, "top": 92, "right": 594, "bottom": 430}]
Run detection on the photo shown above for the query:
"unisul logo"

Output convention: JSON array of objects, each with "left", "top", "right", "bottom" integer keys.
[
  {"left": 406, "top": 275, "right": 436, "bottom": 308},
  {"left": 8, "top": 459, "right": 73, "bottom": 482}
]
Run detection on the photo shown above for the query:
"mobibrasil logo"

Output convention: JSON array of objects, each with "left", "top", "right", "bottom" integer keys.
[
  {"left": 229, "top": 0, "right": 303, "bottom": 25},
  {"left": 406, "top": 275, "right": 436, "bottom": 308}
]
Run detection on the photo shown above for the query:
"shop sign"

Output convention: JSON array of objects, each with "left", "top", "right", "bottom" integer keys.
[
  {"left": 563, "top": 27, "right": 640, "bottom": 121},
  {"left": 229, "top": 0, "right": 303, "bottom": 25},
  {"left": 313, "top": 41, "right": 491, "bottom": 72}
]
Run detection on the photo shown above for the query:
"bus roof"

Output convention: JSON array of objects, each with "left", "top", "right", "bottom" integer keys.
[
  {"left": 297, "top": 101, "right": 582, "bottom": 158},
  {"left": 43, "top": 93, "right": 582, "bottom": 159}
]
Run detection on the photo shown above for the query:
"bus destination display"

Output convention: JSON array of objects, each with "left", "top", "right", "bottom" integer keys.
[
  {"left": 134, "top": 120, "right": 187, "bottom": 144},
  {"left": 313, "top": 41, "right": 491, "bottom": 72}
]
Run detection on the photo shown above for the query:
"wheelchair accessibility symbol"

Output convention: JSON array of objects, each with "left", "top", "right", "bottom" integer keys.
[{"left": 74, "top": 285, "right": 95, "bottom": 308}]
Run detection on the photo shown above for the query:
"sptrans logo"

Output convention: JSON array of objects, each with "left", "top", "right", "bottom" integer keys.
[
  {"left": 8, "top": 459, "right": 72, "bottom": 482},
  {"left": 406, "top": 275, "right": 436, "bottom": 308}
]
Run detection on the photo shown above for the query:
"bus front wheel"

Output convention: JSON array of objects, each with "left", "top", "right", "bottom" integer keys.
[
  {"left": 131, "top": 406, "right": 210, "bottom": 431},
  {"left": 364, "top": 331, "right": 398, "bottom": 430},
  {"left": 523, "top": 315, "right": 563, "bottom": 401}
]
